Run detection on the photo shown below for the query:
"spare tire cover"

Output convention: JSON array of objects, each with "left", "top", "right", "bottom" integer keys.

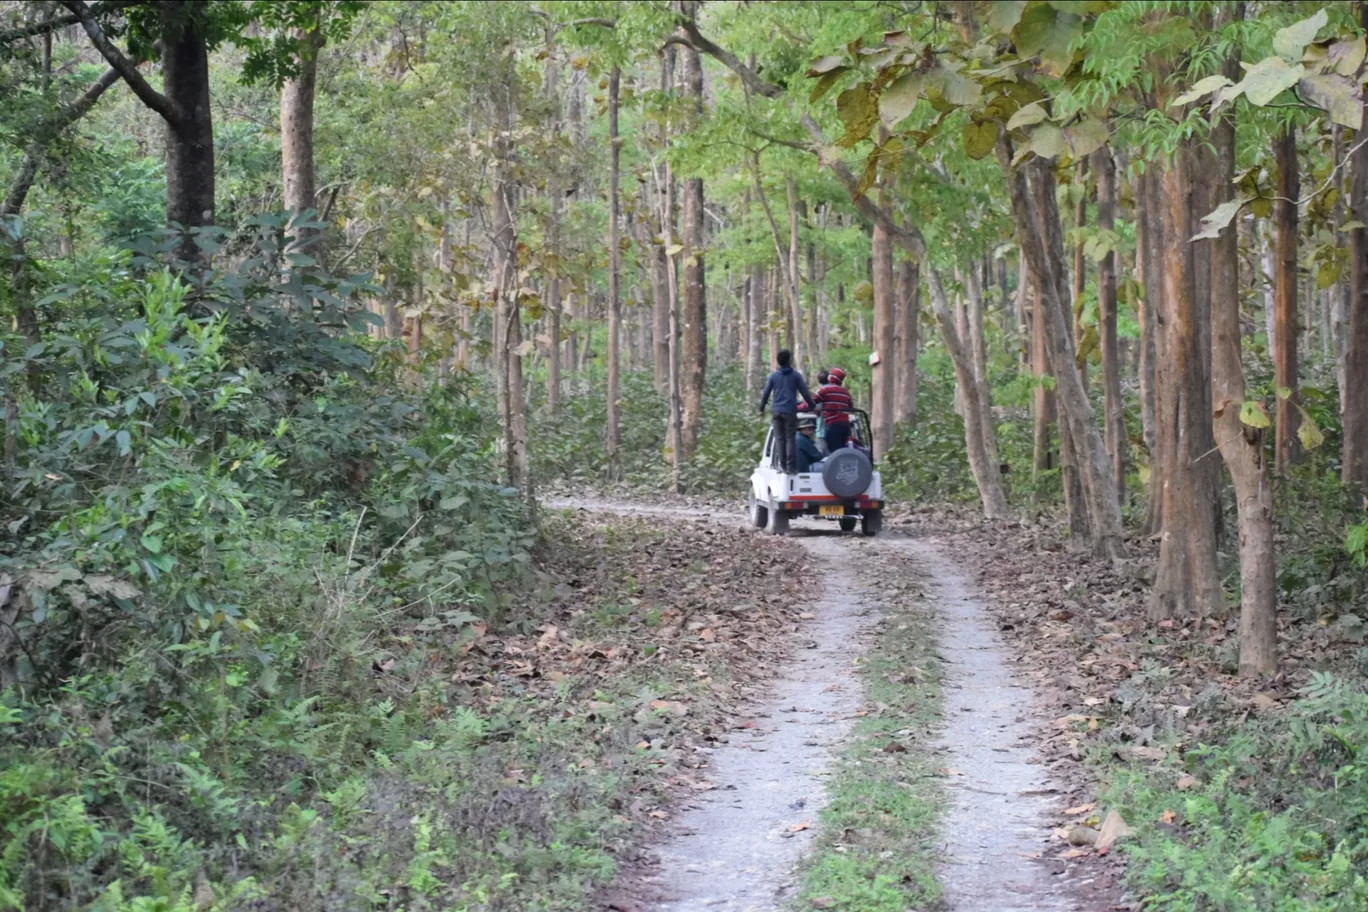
[{"left": 823, "top": 448, "right": 872, "bottom": 497}]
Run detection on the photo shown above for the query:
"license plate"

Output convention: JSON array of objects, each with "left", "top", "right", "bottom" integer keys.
[{"left": 819, "top": 505, "right": 845, "bottom": 517}]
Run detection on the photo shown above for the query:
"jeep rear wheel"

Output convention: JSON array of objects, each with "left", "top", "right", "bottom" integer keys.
[
  {"left": 749, "top": 495, "right": 768, "bottom": 528},
  {"left": 861, "top": 509, "right": 883, "bottom": 537}
]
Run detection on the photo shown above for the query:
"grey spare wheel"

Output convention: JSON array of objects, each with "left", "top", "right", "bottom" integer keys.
[{"left": 822, "top": 448, "right": 872, "bottom": 498}]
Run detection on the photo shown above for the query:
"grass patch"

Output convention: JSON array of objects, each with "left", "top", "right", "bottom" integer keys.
[
  {"left": 793, "top": 562, "right": 945, "bottom": 912},
  {"left": 1097, "top": 672, "right": 1368, "bottom": 912}
]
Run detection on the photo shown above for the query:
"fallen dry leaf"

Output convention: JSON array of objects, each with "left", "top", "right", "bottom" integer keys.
[
  {"left": 1159, "top": 809, "right": 1177, "bottom": 824},
  {"left": 1176, "top": 775, "right": 1197, "bottom": 791},
  {"left": 1064, "top": 802, "right": 1097, "bottom": 816},
  {"left": 1096, "top": 809, "right": 1134, "bottom": 850},
  {"left": 788, "top": 819, "right": 810, "bottom": 833}
]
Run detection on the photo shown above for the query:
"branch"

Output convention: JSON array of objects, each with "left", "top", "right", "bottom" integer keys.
[
  {"left": 60, "top": 0, "right": 182, "bottom": 127},
  {"left": 0, "top": 0, "right": 134, "bottom": 44},
  {"left": 676, "top": 18, "right": 927, "bottom": 259},
  {"left": 1, "top": 65, "right": 121, "bottom": 218}
]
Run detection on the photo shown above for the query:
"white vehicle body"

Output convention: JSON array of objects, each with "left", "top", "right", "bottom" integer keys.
[{"left": 748, "top": 410, "right": 885, "bottom": 536}]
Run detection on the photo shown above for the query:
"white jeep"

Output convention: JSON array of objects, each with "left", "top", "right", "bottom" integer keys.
[{"left": 749, "top": 408, "right": 884, "bottom": 536}]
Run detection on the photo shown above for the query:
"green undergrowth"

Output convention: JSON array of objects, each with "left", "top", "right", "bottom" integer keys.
[
  {"left": 1098, "top": 672, "right": 1368, "bottom": 911},
  {"left": 793, "top": 553, "right": 945, "bottom": 912}
]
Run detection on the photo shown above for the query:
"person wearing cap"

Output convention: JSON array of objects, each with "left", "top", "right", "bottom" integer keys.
[
  {"left": 812, "top": 367, "right": 854, "bottom": 452},
  {"left": 795, "top": 412, "right": 824, "bottom": 473}
]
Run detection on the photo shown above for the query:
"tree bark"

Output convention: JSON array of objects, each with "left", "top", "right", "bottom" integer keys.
[
  {"left": 1136, "top": 170, "right": 1163, "bottom": 535},
  {"left": 1030, "top": 274, "right": 1057, "bottom": 478},
  {"left": 747, "top": 261, "right": 764, "bottom": 392},
  {"left": 1345, "top": 2, "right": 1368, "bottom": 488},
  {"left": 1148, "top": 141, "right": 1222, "bottom": 619},
  {"left": 786, "top": 178, "right": 804, "bottom": 369},
  {"left": 871, "top": 218, "right": 896, "bottom": 458},
  {"left": 1208, "top": 53, "right": 1277, "bottom": 675},
  {"left": 493, "top": 78, "right": 526, "bottom": 498},
  {"left": 1274, "top": 128, "right": 1301, "bottom": 473},
  {"left": 1094, "top": 147, "right": 1125, "bottom": 502},
  {"left": 679, "top": 29, "right": 706, "bottom": 463},
  {"left": 1001, "top": 139, "right": 1124, "bottom": 558},
  {"left": 1072, "top": 158, "right": 1089, "bottom": 392},
  {"left": 895, "top": 257, "right": 920, "bottom": 423},
  {"left": 281, "top": 27, "right": 323, "bottom": 254},
  {"left": 606, "top": 67, "right": 622, "bottom": 479},
  {"left": 928, "top": 269, "right": 1009, "bottom": 518}
]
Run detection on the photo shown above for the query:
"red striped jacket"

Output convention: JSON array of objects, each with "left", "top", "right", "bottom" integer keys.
[{"left": 812, "top": 383, "right": 853, "bottom": 425}]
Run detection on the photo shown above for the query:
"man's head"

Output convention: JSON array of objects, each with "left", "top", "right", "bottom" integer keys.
[
  {"left": 797, "top": 413, "right": 817, "bottom": 437},
  {"left": 777, "top": 349, "right": 792, "bottom": 368},
  {"left": 818, "top": 370, "right": 829, "bottom": 385},
  {"left": 827, "top": 367, "right": 846, "bottom": 385}
]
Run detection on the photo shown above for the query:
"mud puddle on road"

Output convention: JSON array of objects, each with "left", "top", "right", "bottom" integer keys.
[{"left": 889, "top": 535, "right": 1106, "bottom": 911}]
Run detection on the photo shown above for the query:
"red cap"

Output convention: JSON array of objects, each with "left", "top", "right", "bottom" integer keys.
[{"left": 827, "top": 367, "right": 846, "bottom": 383}]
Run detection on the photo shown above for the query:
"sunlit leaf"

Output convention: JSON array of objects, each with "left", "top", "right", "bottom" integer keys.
[
  {"left": 1191, "top": 198, "right": 1246, "bottom": 240},
  {"left": 879, "top": 72, "right": 924, "bottom": 127},
  {"left": 1296, "top": 406, "right": 1325, "bottom": 450},
  {"left": 1329, "top": 36, "right": 1367, "bottom": 77},
  {"left": 1064, "top": 117, "right": 1108, "bottom": 157},
  {"left": 807, "top": 55, "right": 846, "bottom": 76},
  {"left": 1172, "top": 74, "right": 1233, "bottom": 107},
  {"left": 933, "top": 64, "right": 982, "bottom": 106},
  {"left": 1237, "top": 56, "right": 1305, "bottom": 107},
  {"left": 1013, "top": 2, "right": 1083, "bottom": 77},
  {"left": 1029, "top": 123, "right": 1068, "bottom": 160},
  {"left": 1007, "top": 100, "right": 1049, "bottom": 130},
  {"left": 1272, "top": 9, "right": 1327, "bottom": 61},
  {"left": 1239, "top": 400, "right": 1271, "bottom": 429},
  {"left": 987, "top": 0, "right": 1028, "bottom": 33},
  {"left": 1300, "top": 73, "right": 1363, "bottom": 129}
]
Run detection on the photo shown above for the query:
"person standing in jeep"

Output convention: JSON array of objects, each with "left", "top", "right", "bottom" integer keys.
[
  {"left": 812, "top": 366, "right": 855, "bottom": 453},
  {"left": 758, "top": 349, "right": 814, "bottom": 474}
]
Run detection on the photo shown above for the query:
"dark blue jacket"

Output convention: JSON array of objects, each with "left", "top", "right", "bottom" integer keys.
[
  {"left": 795, "top": 431, "right": 824, "bottom": 472},
  {"left": 759, "top": 367, "right": 814, "bottom": 416}
]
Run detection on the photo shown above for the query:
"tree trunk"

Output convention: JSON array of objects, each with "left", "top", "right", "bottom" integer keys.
[
  {"left": 747, "top": 261, "right": 764, "bottom": 392},
  {"left": 1275, "top": 128, "right": 1301, "bottom": 473},
  {"left": 928, "top": 269, "right": 1009, "bottom": 518},
  {"left": 1135, "top": 170, "right": 1162, "bottom": 534},
  {"left": 871, "top": 219, "right": 896, "bottom": 458},
  {"left": 606, "top": 67, "right": 622, "bottom": 479},
  {"left": 679, "top": 37, "right": 706, "bottom": 462},
  {"left": 786, "top": 178, "right": 803, "bottom": 369},
  {"left": 960, "top": 262, "right": 999, "bottom": 466},
  {"left": 161, "top": 2, "right": 215, "bottom": 260},
  {"left": 1030, "top": 275, "right": 1057, "bottom": 477},
  {"left": 1072, "top": 158, "right": 1089, "bottom": 392},
  {"left": 1348, "top": 8, "right": 1368, "bottom": 487},
  {"left": 1148, "top": 141, "right": 1222, "bottom": 619},
  {"left": 281, "top": 27, "right": 322, "bottom": 254},
  {"left": 493, "top": 79, "right": 526, "bottom": 498},
  {"left": 895, "top": 257, "right": 920, "bottom": 423},
  {"left": 1001, "top": 140, "right": 1124, "bottom": 558},
  {"left": 1095, "top": 147, "right": 1125, "bottom": 502}
]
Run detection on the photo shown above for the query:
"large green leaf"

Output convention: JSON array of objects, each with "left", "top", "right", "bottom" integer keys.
[
  {"left": 879, "top": 72, "right": 924, "bottom": 127},
  {"left": 836, "top": 83, "right": 879, "bottom": 148},
  {"left": 810, "top": 67, "right": 847, "bottom": 104},
  {"left": 988, "top": 0, "right": 1028, "bottom": 33},
  {"left": 1028, "top": 123, "right": 1067, "bottom": 159},
  {"left": 1239, "top": 400, "right": 1271, "bottom": 429},
  {"left": 933, "top": 63, "right": 982, "bottom": 106},
  {"left": 1236, "top": 56, "right": 1305, "bottom": 107},
  {"left": 1007, "top": 99, "right": 1049, "bottom": 130},
  {"left": 1172, "top": 74, "right": 1233, "bottom": 108},
  {"left": 1300, "top": 73, "right": 1363, "bottom": 130},
  {"left": 1272, "top": 8, "right": 1327, "bottom": 61},
  {"left": 1330, "top": 36, "right": 1367, "bottom": 77},
  {"left": 1013, "top": 2, "right": 1083, "bottom": 77},
  {"left": 1192, "top": 198, "right": 1246, "bottom": 240},
  {"left": 963, "top": 120, "right": 999, "bottom": 159},
  {"left": 1064, "top": 117, "right": 1108, "bottom": 157}
]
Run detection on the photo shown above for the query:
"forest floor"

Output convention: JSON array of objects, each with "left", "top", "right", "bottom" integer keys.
[{"left": 547, "top": 497, "right": 1128, "bottom": 912}]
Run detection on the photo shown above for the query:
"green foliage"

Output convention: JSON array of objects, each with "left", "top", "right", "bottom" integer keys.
[{"left": 1105, "top": 675, "right": 1368, "bottom": 911}]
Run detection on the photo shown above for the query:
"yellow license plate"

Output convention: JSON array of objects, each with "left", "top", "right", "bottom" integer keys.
[{"left": 819, "top": 505, "right": 845, "bottom": 517}]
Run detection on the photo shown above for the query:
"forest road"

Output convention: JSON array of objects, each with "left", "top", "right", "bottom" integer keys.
[{"left": 547, "top": 500, "right": 1106, "bottom": 912}]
